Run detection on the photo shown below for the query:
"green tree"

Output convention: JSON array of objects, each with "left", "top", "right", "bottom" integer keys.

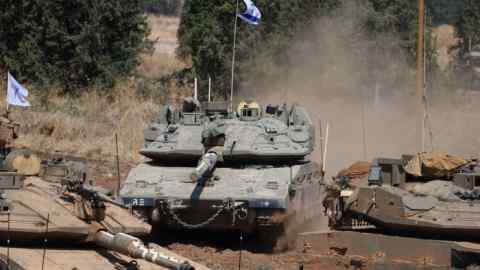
[
  {"left": 458, "top": 0, "right": 480, "bottom": 51},
  {"left": 0, "top": 0, "right": 151, "bottom": 91}
]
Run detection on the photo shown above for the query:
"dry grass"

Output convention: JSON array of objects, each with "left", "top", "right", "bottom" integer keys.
[
  {"left": 4, "top": 81, "right": 163, "bottom": 163},
  {"left": 138, "top": 53, "right": 185, "bottom": 78},
  {"left": 0, "top": 79, "right": 193, "bottom": 167},
  {"left": 147, "top": 15, "right": 179, "bottom": 41}
]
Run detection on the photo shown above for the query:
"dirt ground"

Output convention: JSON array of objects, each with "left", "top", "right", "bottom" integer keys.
[{"left": 166, "top": 244, "right": 336, "bottom": 270}]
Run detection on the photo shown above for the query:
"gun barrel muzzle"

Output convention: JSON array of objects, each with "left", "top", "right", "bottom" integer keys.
[
  {"left": 190, "top": 152, "right": 218, "bottom": 181},
  {"left": 94, "top": 231, "right": 194, "bottom": 270}
]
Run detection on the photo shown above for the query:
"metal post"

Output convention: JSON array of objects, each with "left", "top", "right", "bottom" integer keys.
[
  {"left": 7, "top": 212, "right": 10, "bottom": 270},
  {"left": 322, "top": 122, "right": 330, "bottom": 174},
  {"left": 360, "top": 87, "right": 367, "bottom": 160},
  {"left": 318, "top": 120, "right": 323, "bottom": 165},
  {"left": 194, "top": 77, "right": 198, "bottom": 100},
  {"left": 238, "top": 232, "right": 243, "bottom": 270},
  {"left": 115, "top": 134, "right": 121, "bottom": 198},
  {"left": 41, "top": 213, "right": 50, "bottom": 270},
  {"left": 230, "top": 0, "right": 240, "bottom": 112},
  {"left": 6, "top": 72, "right": 9, "bottom": 113},
  {"left": 208, "top": 76, "right": 212, "bottom": 103},
  {"left": 416, "top": 0, "right": 425, "bottom": 152}
]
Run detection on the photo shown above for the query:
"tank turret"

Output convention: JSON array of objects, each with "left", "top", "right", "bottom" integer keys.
[{"left": 139, "top": 99, "right": 315, "bottom": 162}]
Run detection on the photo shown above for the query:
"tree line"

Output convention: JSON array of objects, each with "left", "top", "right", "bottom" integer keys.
[
  {"left": 0, "top": 0, "right": 151, "bottom": 92},
  {"left": 1, "top": 0, "right": 480, "bottom": 94}
]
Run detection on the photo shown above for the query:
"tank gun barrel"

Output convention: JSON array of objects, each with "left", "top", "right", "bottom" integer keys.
[
  {"left": 94, "top": 231, "right": 194, "bottom": 270},
  {"left": 63, "top": 178, "right": 128, "bottom": 209},
  {"left": 94, "top": 190, "right": 128, "bottom": 209},
  {"left": 78, "top": 184, "right": 128, "bottom": 209},
  {"left": 190, "top": 152, "right": 218, "bottom": 182}
]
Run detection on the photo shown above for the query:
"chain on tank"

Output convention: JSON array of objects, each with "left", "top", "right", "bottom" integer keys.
[{"left": 159, "top": 198, "right": 237, "bottom": 229}]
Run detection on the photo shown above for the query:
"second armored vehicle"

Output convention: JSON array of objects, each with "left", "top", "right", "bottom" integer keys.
[
  {"left": 0, "top": 172, "right": 198, "bottom": 269},
  {"left": 325, "top": 152, "right": 480, "bottom": 239},
  {"left": 120, "top": 99, "right": 324, "bottom": 249}
]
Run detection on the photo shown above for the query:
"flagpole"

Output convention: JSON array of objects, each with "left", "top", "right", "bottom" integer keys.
[
  {"left": 6, "top": 72, "right": 9, "bottom": 113},
  {"left": 230, "top": 0, "right": 239, "bottom": 112}
]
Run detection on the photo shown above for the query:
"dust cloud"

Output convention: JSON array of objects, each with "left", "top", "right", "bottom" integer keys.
[{"left": 240, "top": 1, "right": 480, "bottom": 177}]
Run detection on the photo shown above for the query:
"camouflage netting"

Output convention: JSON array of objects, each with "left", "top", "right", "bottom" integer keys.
[{"left": 404, "top": 152, "right": 469, "bottom": 178}]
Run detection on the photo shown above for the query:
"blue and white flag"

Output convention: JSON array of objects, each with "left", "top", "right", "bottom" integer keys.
[
  {"left": 7, "top": 72, "right": 30, "bottom": 107},
  {"left": 238, "top": 0, "right": 261, "bottom": 26}
]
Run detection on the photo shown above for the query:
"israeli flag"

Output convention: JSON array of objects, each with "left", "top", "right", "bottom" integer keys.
[
  {"left": 238, "top": 0, "right": 261, "bottom": 26},
  {"left": 7, "top": 72, "right": 30, "bottom": 107}
]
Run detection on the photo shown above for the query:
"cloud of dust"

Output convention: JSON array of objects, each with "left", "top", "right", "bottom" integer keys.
[{"left": 240, "top": 1, "right": 480, "bottom": 177}]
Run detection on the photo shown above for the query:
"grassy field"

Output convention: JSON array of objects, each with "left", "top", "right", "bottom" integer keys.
[{"left": 10, "top": 84, "right": 158, "bottom": 162}]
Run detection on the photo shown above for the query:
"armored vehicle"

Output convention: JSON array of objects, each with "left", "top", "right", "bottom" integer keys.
[
  {"left": 325, "top": 152, "right": 480, "bottom": 239},
  {"left": 303, "top": 152, "right": 480, "bottom": 269},
  {"left": 120, "top": 99, "right": 324, "bottom": 249},
  {"left": 0, "top": 169, "right": 200, "bottom": 270}
]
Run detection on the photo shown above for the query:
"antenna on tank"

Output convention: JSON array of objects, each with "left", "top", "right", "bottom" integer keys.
[
  {"left": 115, "top": 133, "right": 121, "bottom": 199},
  {"left": 7, "top": 211, "right": 10, "bottom": 269},
  {"left": 322, "top": 122, "right": 330, "bottom": 174},
  {"left": 208, "top": 76, "right": 212, "bottom": 103},
  {"left": 194, "top": 77, "right": 198, "bottom": 100},
  {"left": 41, "top": 213, "right": 50, "bottom": 270},
  {"left": 319, "top": 120, "right": 324, "bottom": 165}
]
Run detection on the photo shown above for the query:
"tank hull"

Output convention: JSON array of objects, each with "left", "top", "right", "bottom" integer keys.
[
  {"left": 327, "top": 156, "right": 480, "bottom": 243},
  {"left": 120, "top": 161, "right": 324, "bottom": 233},
  {"left": 343, "top": 185, "right": 480, "bottom": 240}
]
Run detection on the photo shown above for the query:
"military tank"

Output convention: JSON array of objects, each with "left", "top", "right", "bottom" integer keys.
[
  {"left": 120, "top": 98, "right": 324, "bottom": 249},
  {"left": 325, "top": 152, "right": 480, "bottom": 239},
  {"left": 0, "top": 164, "right": 200, "bottom": 270}
]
